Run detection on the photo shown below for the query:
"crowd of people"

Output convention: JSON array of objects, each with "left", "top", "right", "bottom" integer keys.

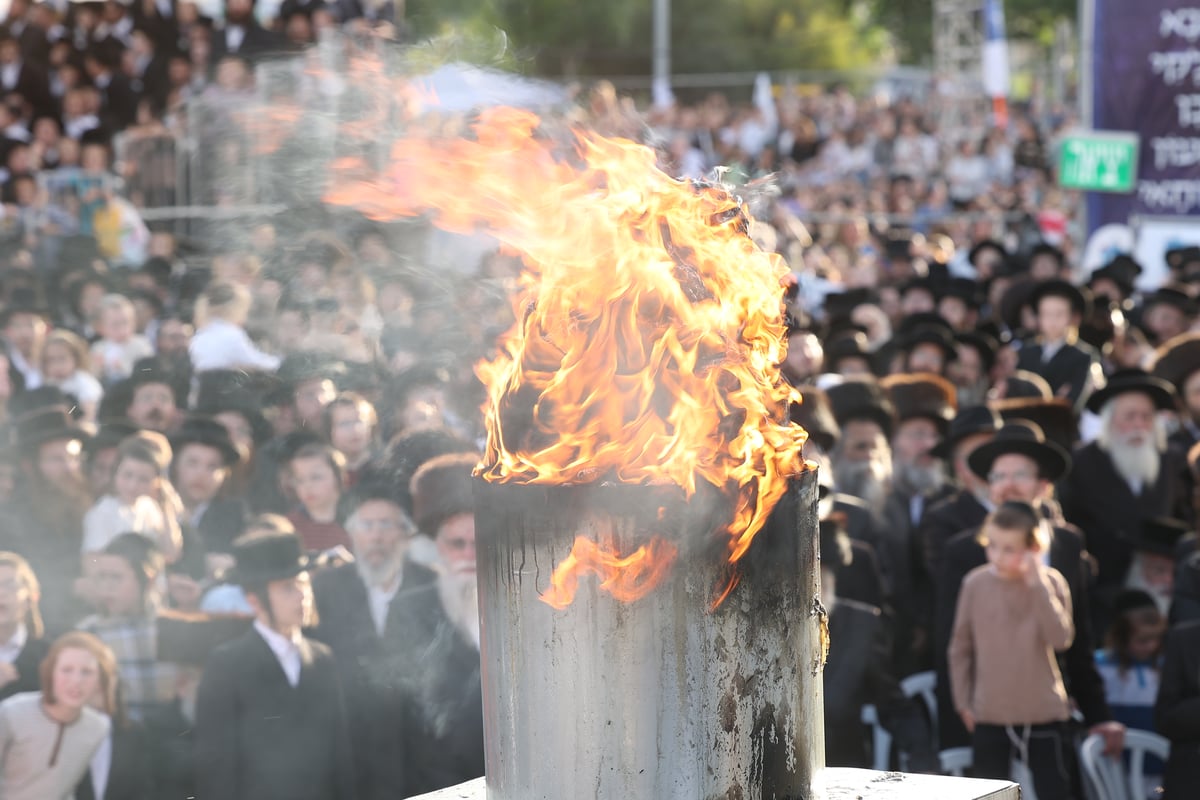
[{"left": 0, "top": 0, "right": 1192, "bottom": 798}]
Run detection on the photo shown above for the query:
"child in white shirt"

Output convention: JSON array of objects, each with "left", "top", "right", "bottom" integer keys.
[
  {"left": 89, "top": 294, "right": 154, "bottom": 385},
  {"left": 189, "top": 282, "right": 281, "bottom": 373}
]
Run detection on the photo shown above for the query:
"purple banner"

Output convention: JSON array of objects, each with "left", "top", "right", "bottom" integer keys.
[{"left": 1089, "top": 3, "right": 1200, "bottom": 229}]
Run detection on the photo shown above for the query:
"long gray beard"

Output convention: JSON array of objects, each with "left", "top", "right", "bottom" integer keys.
[
  {"left": 1103, "top": 436, "right": 1162, "bottom": 489},
  {"left": 893, "top": 459, "right": 947, "bottom": 497},
  {"left": 437, "top": 570, "right": 480, "bottom": 651},
  {"left": 833, "top": 457, "right": 892, "bottom": 521}
]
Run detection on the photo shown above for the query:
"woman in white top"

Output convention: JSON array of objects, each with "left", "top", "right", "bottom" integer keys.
[
  {"left": 0, "top": 631, "right": 114, "bottom": 800},
  {"left": 188, "top": 281, "right": 281, "bottom": 373}
]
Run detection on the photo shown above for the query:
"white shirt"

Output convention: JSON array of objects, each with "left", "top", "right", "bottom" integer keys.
[
  {"left": 226, "top": 25, "right": 246, "bottom": 53},
  {"left": 189, "top": 318, "right": 281, "bottom": 373},
  {"left": 254, "top": 620, "right": 302, "bottom": 688},
  {"left": 89, "top": 733, "right": 112, "bottom": 800},
  {"left": 0, "top": 624, "right": 27, "bottom": 664},
  {"left": 367, "top": 583, "right": 399, "bottom": 637}
]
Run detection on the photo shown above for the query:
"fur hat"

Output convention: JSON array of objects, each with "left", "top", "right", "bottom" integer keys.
[
  {"left": 410, "top": 452, "right": 478, "bottom": 538},
  {"left": 880, "top": 372, "right": 957, "bottom": 434}
]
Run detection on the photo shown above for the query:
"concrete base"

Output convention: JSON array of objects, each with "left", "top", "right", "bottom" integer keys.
[{"left": 407, "top": 769, "right": 1020, "bottom": 799}]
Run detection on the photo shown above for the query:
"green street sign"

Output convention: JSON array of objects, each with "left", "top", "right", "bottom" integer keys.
[{"left": 1058, "top": 131, "right": 1140, "bottom": 193}]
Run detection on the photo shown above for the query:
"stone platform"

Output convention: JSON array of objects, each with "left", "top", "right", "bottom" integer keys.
[{"left": 408, "top": 769, "right": 1020, "bottom": 799}]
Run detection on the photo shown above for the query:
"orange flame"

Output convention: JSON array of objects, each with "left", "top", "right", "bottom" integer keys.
[
  {"left": 542, "top": 536, "right": 679, "bottom": 609},
  {"left": 326, "top": 107, "right": 807, "bottom": 607}
]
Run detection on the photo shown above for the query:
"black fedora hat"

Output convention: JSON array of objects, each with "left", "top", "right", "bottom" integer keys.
[
  {"left": 825, "top": 376, "right": 897, "bottom": 439},
  {"left": 1028, "top": 278, "right": 1091, "bottom": 318},
  {"left": 824, "top": 330, "right": 873, "bottom": 372},
  {"left": 1085, "top": 368, "right": 1176, "bottom": 415},
  {"left": 967, "top": 420, "right": 1071, "bottom": 482},
  {"left": 13, "top": 405, "right": 89, "bottom": 452},
  {"left": 933, "top": 405, "right": 1002, "bottom": 459},
  {"left": 192, "top": 369, "right": 274, "bottom": 446},
  {"left": 1126, "top": 517, "right": 1192, "bottom": 557},
  {"left": 956, "top": 330, "right": 1000, "bottom": 373},
  {"left": 83, "top": 419, "right": 141, "bottom": 456},
  {"left": 968, "top": 239, "right": 1008, "bottom": 269},
  {"left": 1088, "top": 255, "right": 1142, "bottom": 298},
  {"left": 230, "top": 531, "right": 310, "bottom": 586},
  {"left": 990, "top": 397, "right": 1078, "bottom": 453},
  {"left": 1151, "top": 332, "right": 1200, "bottom": 393},
  {"left": 1029, "top": 242, "right": 1065, "bottom": 270},
  {"left": 1142, "top": 285, "right": 1199, "bottom": 318},
  {"left": 0, "top": 287, "right": 51, "bottom": 328},
  {"left": 171, "top": 415, "right": 243, "bottom": 467},
  {"left": 1166, "top": 245, "right": 1200, "bottom": 274}
]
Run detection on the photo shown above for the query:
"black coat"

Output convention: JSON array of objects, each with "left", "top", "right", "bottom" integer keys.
[
  {"left": 1172, "top": 550, "right": 1200, "bottom": 625},
  {"left": 1016, "top": 339, "right": 1100, "bottom": 411},
  {"left": 823, "top": 599, "right": 933, "bottom": 770},
  {"left": 918, "top": 488, "right": 988, "bottom": 585},
  {"left": 1155, "top": 620, "right": 1200, "bottom": 800},
  {"left": 210, "top": 22, "right": 285, "bottom": 61},
  {"left": 312, "top": 560, "right": 437, "bottom": 800},
  {"left": 142, "top": 700, "right": 196, "bottom": 800},
  {"left": 195, "top": 628, "right": 357, "bottom": 800},
  {"left": 76, "top": 723, "right": 156, "bottom": 800},
  {"left": 0, "top": 494, "right": 88, "bottom": 635},
  {"left": 192, "top": 497, "right": 250, "bottom": 554},
  {"left": 837, "top": 539, "right": 886, "bottom": 610},
  {"left": 386, "top": 581, "right": 484, "bottom": 796},
  {"left": 1061, "top": 441, "right": 1187, "bottom": 590},
  {"left": 934, "top": 523, "right": 1109, "bottom": 749},
  {"left": 0, "top": 635, "right": 49, "bottom": 701}
]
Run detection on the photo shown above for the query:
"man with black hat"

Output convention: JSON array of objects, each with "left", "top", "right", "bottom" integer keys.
[
  {"left": 194, "top": 529, "right": 356, "bottom": 800},
  {"left": 1060, "top": 369, "right": 1188, "bottom": 626},
  {"left": 1017, "top": 278, "right": 1101, "bottom": 411},
  {"left": 879, "top": 372, "right": 957, "bottom": 675},
  {"left": 170, "top": 415, "right": 248, "bottom": 557},
  {"left": 1139, "top": 286, "right": 1198, "bottom": 347},
  {"left": 917, "top": 406, "right": 1003, "bottom": 588},
  {"left": 934, "top": 421, "right": 1123, "bottom": 756},
  {"left": 312, "top": 476, "right": 436, "bottom": 800},
  {"left": 116, "top": 358, "right": 181, "bottom": 433},
  {"left": 1152, "top": 332, "right": 1200, "bottom": 458},
  {"left": 388, "top": 452, "right": 484, "bottom": 795},
  {"left": 825, "top": 377, "right": 897, "bottom": 524},
  {"left": 0, "top": 287, "right": 50, "bottom": 390},
  {"left": 1087, "top": 255, "right": 1142, "bottom": 305},
  {"left": 0, "top": 406, "right": 92, "bottom": 634},
  {"left": 1124, "top": 517, "right": 1190, "bottom": 616}
]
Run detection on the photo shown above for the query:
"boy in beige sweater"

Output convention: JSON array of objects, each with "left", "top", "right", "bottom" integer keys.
[{"left": 949, "top": 501, "right": 1077, "bottom": 798}]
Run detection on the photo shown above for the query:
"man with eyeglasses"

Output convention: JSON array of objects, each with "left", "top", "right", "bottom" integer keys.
[
  {"left": 312, "top": 477, "right": 435, "bottom": 800},
  {"left": 932, "top": 420, "right": 1125, "bottom": 764},
  {"left": 389, "top": 451, "right": 484, "bottom": 796}
]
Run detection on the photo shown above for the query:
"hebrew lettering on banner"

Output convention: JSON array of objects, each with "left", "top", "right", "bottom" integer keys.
[{"left": 1089, "top": 3, "right": 1200, "bottom": 229}]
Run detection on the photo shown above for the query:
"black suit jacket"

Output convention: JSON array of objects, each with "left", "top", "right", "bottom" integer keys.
[
  {"left": 76, "top": 724, "right": 155, "bottom": 800},
  {"left": 1061, "top": 441, "right": 1186, "bottom": 588},
  {"left": 386, "top": 581, "right": 484, "bottom": 796},
  {"left": 1156, "top": 621, "right": 1200, "bottom": 800},
  {"left": 193, "top": 497, "right": 250, "bottom": 554},
  {"left": 1172, "top": 550, "right": 1200, "bottom": 625},
  {"left": 195, "top": 628, "right": 357, "bottom": 800},
  {"left": 918, "top": 488, "right": 988, "bottom": 586},
  {"left": 211, "top": 22, "right": 284, "bottom": 61},
  {"left": 0, "top": 635, "right": 49, "bottom": 702},
  {"left": 823, "top": 600, "right": 933, "bottom": 770},
  {"left": 312, "top": 560, "right": 437, "bottom": 800},
  {"left": 1017, "top": 339, "right": 1099, "bottom": 411},
  {"left": 934, "top": 522, "right": 1109, "bottom": 748}
]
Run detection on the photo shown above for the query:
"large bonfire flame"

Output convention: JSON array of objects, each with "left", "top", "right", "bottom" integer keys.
[{"left": 326, "top": 107, "right": 807, "bottom": 608}]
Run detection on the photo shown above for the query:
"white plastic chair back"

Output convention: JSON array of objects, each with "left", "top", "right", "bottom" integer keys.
[
  {"left": 938, "top": 746, "right": 972, "bottom": 776},
  {"left": 1079, "top": 730, "right": 1170, "bottom": 800},
  {"left": 860, "top": 704, "right": 892, "bottom": 771}
]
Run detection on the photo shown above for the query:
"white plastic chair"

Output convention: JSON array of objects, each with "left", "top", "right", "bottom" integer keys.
[
  {"left": 1079, "top": 730, "right": 1169, "bottom": 800},
  {"left": 861, "top": 671, "right": 941, "bottom": 772},
  {"left": 860, "top": 704, "right": 891, "bottom": 771},
  {"left": 939, "top": 746, "right": 972, "bottom": 776}
]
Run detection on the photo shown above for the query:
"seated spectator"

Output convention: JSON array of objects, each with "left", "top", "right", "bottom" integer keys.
[
  {"left": 169, "top": 415, "right": 247, "bottom": 558},
  {"left": 89, "top": 294, "right": 154, "bottom": 386},
  {"left": 1096, "top": 590, "right": 1166, "bottom": 735},
  {"left": 40, "top": 330, "right": 104, "bottom": 424},
  {"left": 949, "top": 501, "right": 1077, "bottom": 797},
  {"left": 0, "top": 552, "right": 50, "bottom": 702},
  {"left": 82, "top": 431, "right": 183, "bottom": 564},
  {"left": 285, "top": 442, "right": 351, "bottom": 553},
  {"left": 0, "top": 631, "right": 114, "bottom": 800}
]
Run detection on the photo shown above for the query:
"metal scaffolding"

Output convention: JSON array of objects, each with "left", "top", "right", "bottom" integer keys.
[{"left": 933, "top": 0, "right": 986, "bottom": 136}]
